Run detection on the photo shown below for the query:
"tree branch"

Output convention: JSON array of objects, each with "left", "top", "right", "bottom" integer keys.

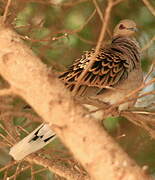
[
  {"left": 141, "top": 0, "right": 155, "bottom": 16},
  {"left": 26, "top": 154, "right": 89, "bottom": 180}
]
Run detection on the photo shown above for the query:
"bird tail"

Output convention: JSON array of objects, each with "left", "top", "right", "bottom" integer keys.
[{"left": 9, "top": 124, "right": 56, "bottom": 161}]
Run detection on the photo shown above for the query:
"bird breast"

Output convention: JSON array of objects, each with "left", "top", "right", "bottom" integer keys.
[{"left": 96, "top": 67, "right": 143, "bottom": 110}]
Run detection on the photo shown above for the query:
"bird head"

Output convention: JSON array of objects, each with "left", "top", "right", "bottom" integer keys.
[{"left": 113, "top": 19, "right": 138, "bottom": 37}]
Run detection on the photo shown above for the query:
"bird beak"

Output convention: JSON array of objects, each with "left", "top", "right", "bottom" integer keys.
[{"left": 127, "top": 27, "right": 138, "bottom": 32}]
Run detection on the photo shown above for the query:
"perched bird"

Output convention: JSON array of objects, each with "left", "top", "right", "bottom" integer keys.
[{"left": 9, "top": 19, "right": 143, "bottom": 160}]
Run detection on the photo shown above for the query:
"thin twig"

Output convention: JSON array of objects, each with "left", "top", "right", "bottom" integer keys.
[
  {"left": 122, "top": 112, "right": 155, "bottom": 139},
  {"left": 113, "top": 0, "right": 127, "bottom": 6},
  {"left": 92, "top": 0, "right": 112, "bottom": 37},
  {"left": 141, "top": 0, "right": 155, "bottom": 16},
  {"left": 0, "top": 161, "right": 18, "bottom": 173},
  {"left": 105, "top": 78, "right": 155, "bottom": 114},
  {"left": 131, "top": 111, "right": 155, "bottom": 116},
  {"left": 20, "top": 9, "right": 96, "bottom": 44},
  {"left": 0, "top": 88, "right": 14, "bottom": 96},
  {"left": 33, "top": 167, "right": 47, "bottom": 175},
  {"left": 92, "top": 0, "right": 103, "bottom": 21},
  {"left": 0, "top": 133, "right": 13, "bottom": 146},
  {"left": 75, "top": 33, "right": 96, "bottom": 45},
  {"left": 2, "top": 0, "right": 12, "bottom": 23},
  {"left": 144, "top": 63, "right": 154, "bottom": 82},
  {"left": 30, "top": 165, "right": 35, "bottom": 180},
  {"left": 73, "top": 0, "right": 114, "bottom": 94},
  {"left": 3, "top": 169, "right": 8, "bottom": 180},
  {"left": 138, "top": 90, "right": 155, "bottom": 100},
  {"left": 0, "top": 123, "right": 16, "bottom": 143},
  {"left": 51, "top": 0, "right": 89, "bottom": 7},
  {"left": 74, "top": 9, "right": 97, "bottom": 33},
  {"left": 13, "top": 162, "right": 21, "bottom": 180},
  {"left": 8, "top": 165, "right": 31, "bottom": 180},
  {"left": 142, "top": 35, "right": 155, "bottom": 52}
]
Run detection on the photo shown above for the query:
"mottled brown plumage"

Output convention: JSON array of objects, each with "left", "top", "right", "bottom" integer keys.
[{"left": 59, "top": 19, "right": 143, "bottom": 110}]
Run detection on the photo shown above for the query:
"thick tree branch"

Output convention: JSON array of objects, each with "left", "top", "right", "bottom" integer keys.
[
  {"left": 26, "top": 154, "right": 89, "bottom": 180},
  {"left": 0, "top": 18, "right": 152, "bottom": 180}
]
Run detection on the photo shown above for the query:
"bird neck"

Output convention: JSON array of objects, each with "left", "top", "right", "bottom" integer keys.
[
  {"left": 111, "top": 35, "right": 140, "bottom": 56},
  {"left": 111, "top": 35, "right": 141, "bottom": 68},
  {"left": 112, "top": 35, "right": 137, "bottom": 44}
]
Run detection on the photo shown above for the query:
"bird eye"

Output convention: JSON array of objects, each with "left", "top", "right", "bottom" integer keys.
[{"left": 119, "top": 24, "right": 126, "bottom": 30}]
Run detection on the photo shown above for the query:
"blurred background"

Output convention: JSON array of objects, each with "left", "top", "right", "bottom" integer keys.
[{"left": 0, "top": 0, "right": 155, "bottom": 179}]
